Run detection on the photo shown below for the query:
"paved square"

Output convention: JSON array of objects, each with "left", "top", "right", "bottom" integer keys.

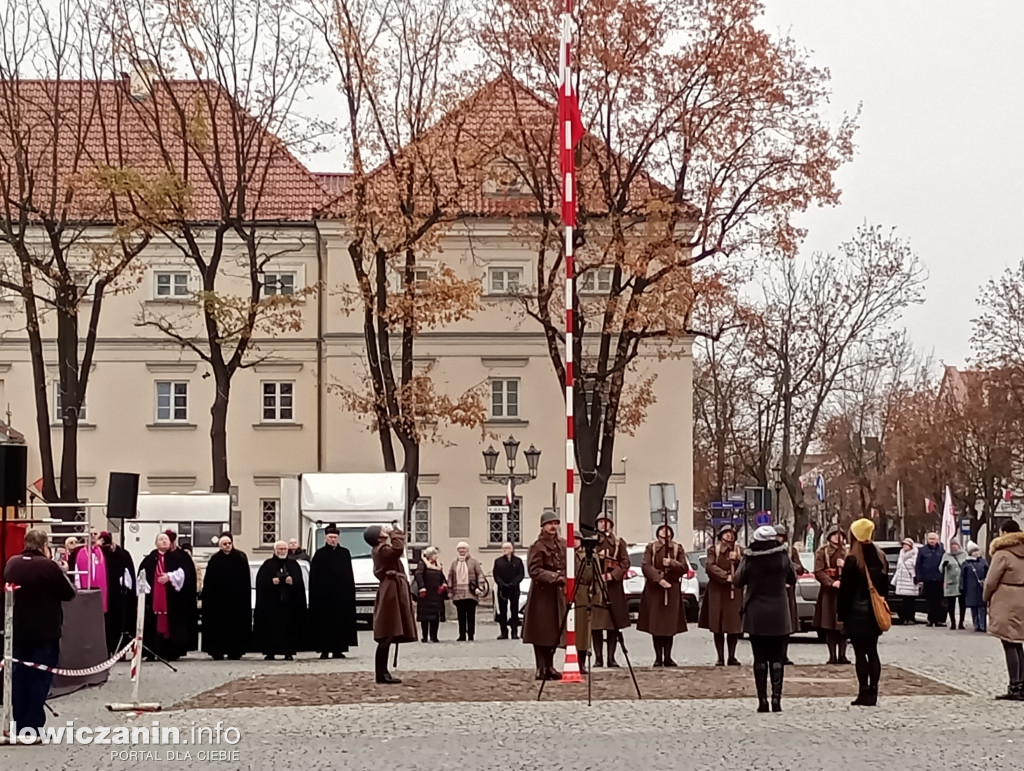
[{"left": 2, "top": 621, "right": 1023, "bottom": 770}]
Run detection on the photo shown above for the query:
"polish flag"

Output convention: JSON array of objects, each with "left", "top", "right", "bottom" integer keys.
[
  {"left": 505, "top": 478, "right": 514, "bottom": 507},
  {"left": 925, "top": 497, "right": 937, "bottom": 515}
]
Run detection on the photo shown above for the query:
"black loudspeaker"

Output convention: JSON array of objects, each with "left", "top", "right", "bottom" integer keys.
[
  {"left": 107, "top": 472, "right": 140, "bottom": 519},
  {"left": 0, "top": 444, "right": 28, "bottom": 508}
]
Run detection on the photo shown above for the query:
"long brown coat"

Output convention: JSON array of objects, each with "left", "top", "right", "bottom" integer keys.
[
  {"left": 372, "top": 531, "right": 417, "bottom": 643},
  {"left": 574, "top": 549, "right": 595, "bottom": 650},
  {"left": 590, "top": 533, "right": 630, "bottom": 630},
  {"left": 787, "top": 545, "right": 805, "bottom": 632},
  {"left": 522, "top": 532, "right": 567, "bottom": 647},
  {"left": 698, "top": 543, "right": 743, "bottom": 634},
  {"left": 812, "top": 542, "right": 846, "bottom": 631},
  {"left": 983, "top": 530, "right": 1024, "bottom": 643},
  {"left": 637, "top": 540, "right": 689, "bottom": 636}
]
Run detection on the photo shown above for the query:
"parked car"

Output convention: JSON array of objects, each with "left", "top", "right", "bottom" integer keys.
[
  {"left": 793, "top": 552, "right": 818, "bottom": 634},
  {"left": 687, "top": 550, "right": 709, "bottom": 599}
]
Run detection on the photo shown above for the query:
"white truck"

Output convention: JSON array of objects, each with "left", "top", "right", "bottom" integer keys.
[
  {"left": 120, "top": 492, "right": 231, "bottom": 570},
  {"left": 280, "top": 472, "right": 407, "bottom": 623}
]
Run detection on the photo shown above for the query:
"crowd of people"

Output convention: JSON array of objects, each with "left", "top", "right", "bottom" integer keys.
[{"left": 3, "top": 508, "right": 1022, "bottom": 739}]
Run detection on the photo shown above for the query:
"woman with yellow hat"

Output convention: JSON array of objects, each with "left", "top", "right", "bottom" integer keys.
[{"left": 837, "top": 518, "right": 890, "bottom": 706}]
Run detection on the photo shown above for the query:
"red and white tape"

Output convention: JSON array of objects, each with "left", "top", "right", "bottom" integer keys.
[{"left": 0, "top": 638, "right": 136, "bottom": 677}]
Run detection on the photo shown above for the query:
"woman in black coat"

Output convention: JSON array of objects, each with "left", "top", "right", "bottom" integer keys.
[
  {"left": 734, "top": 525, "right": 797, "bottom": 713},
  {"left": 413, "top": 546, "right": 448, "bottom": 642},
  {"left": 201, "top": 533, "right": 252, "bottom": 660},
  {"left": 837, "top": 518, "right": 889, "bottom": 707}
]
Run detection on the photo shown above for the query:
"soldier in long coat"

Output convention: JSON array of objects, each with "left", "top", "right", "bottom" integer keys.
[
  {"left": 368, "top": 524, "right": 416, "bottom": 684},
  {"left": 813, "top": 526, "right": 849, "bottom": 665},
  {"left": 637, "top": 525, "right": 689, "bottom": 667},
  {"left": 522, "top": 509, "right": 567, "bottom": 681},
  {"left": 573, "top": 535, "right": 594, "bottom": 673},
  {"left": 698, "top": 523, "right": 744, "bottom": 665},
  {"left": 589, "top": 513, "right": 630, "bottom": 668}
]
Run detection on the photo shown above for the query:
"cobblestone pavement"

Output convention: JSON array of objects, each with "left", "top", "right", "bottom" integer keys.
[{"left": 3, "top": 619, "right": 1023, "bottom": 770}]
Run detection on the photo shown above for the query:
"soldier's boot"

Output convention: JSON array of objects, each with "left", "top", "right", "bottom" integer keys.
[
  {"left": 825, "top": 633, "right": 838, "bottom": 665},
  {"left": 374, "top": 642, "right": 401, "bottom": 685},
  {"left": 663, "top": 637, "right": 677, "bottom": 667},
  {"left": 713, "top": 633, "right": 725, "bottom": 666},
  {"left": 769, "top": 661, "right": 784, "bottom": 712},
  {"left": 533, "top": 646, "right": 546, "bottom": 681},
  {"left": 591, "top": 632, "right": 605, "bottom": 667},
  {"left": 545, "top": 647, "right": 562, "bottom": 680},
  {"left": 606, "top": 633, "right": 621, "bottom": 668},
  {"left": 726, "top": 634, "right": 741, "bottom": 666},
  {"left": 652, "top": 638, "right": 664, "bottom": 668},
  {"left": 579, "top": 649, "right": 589, "bottom": 675},
  {"left": 753, "top": 663, "right": 770, "bottom": 713}
]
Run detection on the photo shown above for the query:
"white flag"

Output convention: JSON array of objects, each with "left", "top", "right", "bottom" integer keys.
[
  {"left": 940, "top": 485, "right": 957, "bottom": 549},
  {"left": 505, "top": 478, "right": 514, "bottom": 506}
]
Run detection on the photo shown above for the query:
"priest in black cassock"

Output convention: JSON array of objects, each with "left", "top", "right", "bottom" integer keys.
[
  {"left": 253, "top": 540, "right": 307, "bottom": 660},
  {"left": 138, "top": 533, "right": 195, "bottom": 661},
  {"left": 309, "top": 524, "right": 358, "bottom": 659},
  {"left": 100, "top": 532, "right": 137, "bottom": 656},
  {"left": 201, "top": 532, "right": 252, "bottom": 660},
  {"left": 166, "top": 530, "right": 200, "bottom": 652}
]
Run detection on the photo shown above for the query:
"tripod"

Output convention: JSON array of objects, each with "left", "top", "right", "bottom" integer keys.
[{"left": 536, "top": 540, "right": 642, "bottom": 704}]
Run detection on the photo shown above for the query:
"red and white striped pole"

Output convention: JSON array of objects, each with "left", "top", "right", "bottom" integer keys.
[{"left": 559, "top": 0, "right": 582, "bottom": 684}]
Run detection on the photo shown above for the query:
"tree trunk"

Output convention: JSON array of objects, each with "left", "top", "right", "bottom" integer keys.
[
  {"left": 399, "top": 436, "right": 420, "bottom": 522},
  {"left": 21, "top": 277, "right": 58, "bottom": 503},
  {"left": 210, "top": 366, "right": 231, "bottom": 493},
  {"left": 55, "top": 298, "right": 80, "bottom": 507}
]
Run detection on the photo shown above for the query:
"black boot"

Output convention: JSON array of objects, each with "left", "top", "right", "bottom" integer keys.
[
  {"left": 769, "top": 662, "right": 784, "bottom": 712},
  {"left": 592, "top": 632, "right": 604, "bottom": 667},
  {"left": 375, "top": 642, "right": 401, "bottom": 684},
  {"left": 714, "top": 633, "right": 725, "bottom": 666},
  {"left": 420, "top": 622, "right": 429, "bottom": 643},
  {"left": 863, "top": 685, "right": 879, "bottom": 706},
  {"left": 836, "top": 637, "right": 851, "bottom": 666},
  {"left": 579, "top": 650, "right": 589, "bottom": 675},
  {"left": 851, "top": 687, "right": 868, "bottom": 706},
  {"left": 533, "top": 646, "right": 546, "bottom": 681},
  {"left": 545, "top": 647, "right": 562, "bottom": 680},
  {"left": 663, "top": 637, "right": 677, "bottom": 667},
  {"left": 754, "top": 663, "right": 769, "bottom": 712},
  {"left": 653, "top": 638, "right": 664, "bottom": 667},
  {"left": 825, "top": 633, "right": 838, "bottom": 665},
  {"left": 511, "top": 625, "right": 519, "bottom": 640},
  {"left": 995, "top": 682, "right": 1024, "bottom": 701},
  {"left": 606, "top": 632, "right": 621, "bottom": 668},
  {"left": 727, "top": 634, "right": 741, "bottom": 666}
]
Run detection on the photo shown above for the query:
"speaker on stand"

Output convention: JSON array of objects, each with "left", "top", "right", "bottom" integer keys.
[{"left": 107, "top": 472, "right": 140, "bottom": 520}]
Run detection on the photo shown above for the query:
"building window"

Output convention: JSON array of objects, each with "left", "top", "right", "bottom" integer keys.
[
  {"left": 262, "top": 382, "right": 294, "bottom": 422},
  {"left": 579, "top": 267, "right": 613, "bottom": 294},
  {"left": 154, "top": 270, "right": 190, "bottom": 298},
  {"left": 488, "top": 496, "right": 522, "bottom": 546},
  {"left": 490, "top": 378, "right": 519, "bottom": 419},
  {"left": 263, "top": 272, "right": 296, "bottom": 297},
  {"left": 405, "top": 498, "right": 430, "bottom": 545},
  {"left": 390, "top": 266, "right": 431, "bottom": 293},
  {"left": 488, "top": 267, "right": 523, "bottom": 295},
  {"left": 261, "top": 499, "right": 280, "bottom": 545},
  {"left": 155, "top": 381, "right": 188, "bottom": 422},
  {"left": 54, "top": 383, "right": 86, "bottom": 421}
]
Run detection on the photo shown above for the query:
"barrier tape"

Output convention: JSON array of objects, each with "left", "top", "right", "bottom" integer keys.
[{"left": 0, "top": 638, "right": 136, "bottom": 677}]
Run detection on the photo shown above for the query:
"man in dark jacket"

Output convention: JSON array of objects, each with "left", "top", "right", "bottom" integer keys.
[
  {"left": 915, "top": 532, "right": 946, "bottom": 626},
  {"left": 287, "top": 539, "right": 311, "bottom": 562},
  {"left": 309, "top": 524, "right": 358, "bottom": 659},
  {"left": 493, "top": 542, "right": 525, "bottom": 640},
  {"left": 3, "top": 529, "right": 76, "bottom": 736}
]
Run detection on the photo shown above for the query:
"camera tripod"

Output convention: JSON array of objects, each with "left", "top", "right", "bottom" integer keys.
[{"left": 536, "top": 537, "right": 642, "bottom": 705}]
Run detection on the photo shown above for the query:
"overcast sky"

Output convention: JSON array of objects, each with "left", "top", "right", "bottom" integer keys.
[
  {"left": 758, "top": 0, "right": 1024, "bottom": 366},
  {"left": 301, "top": 1, "right": 1024, "bottom": 366}
]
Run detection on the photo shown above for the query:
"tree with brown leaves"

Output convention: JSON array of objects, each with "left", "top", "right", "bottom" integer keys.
[
  {"left": 107, "top": 0, "right": 325, "bottom": 493},
  {"left": 0, "top": 0, "right": 170, "bottom": 506},
  {"left": 310, "top": 0, "right": 485, "bottom": 515}
]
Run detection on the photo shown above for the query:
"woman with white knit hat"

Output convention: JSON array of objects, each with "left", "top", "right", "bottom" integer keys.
[{"left": 447, "top": 542, "right": 484, "bottom": 641}]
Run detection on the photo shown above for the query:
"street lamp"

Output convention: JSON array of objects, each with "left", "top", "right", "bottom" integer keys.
[
  {"left": 772, "top": 465, "right": 782, "bottom": 521},
  {"left": 482, "top": 436, "right": 542, "bottom": 529}
]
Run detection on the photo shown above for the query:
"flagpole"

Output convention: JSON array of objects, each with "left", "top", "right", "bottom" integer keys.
[{"left": 559, "top": 0, "right": 582, "bottom": 684}]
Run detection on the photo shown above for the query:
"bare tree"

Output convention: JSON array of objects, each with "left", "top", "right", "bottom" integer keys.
[
  {"left": 0, "top": 0, "right": 164, "bottom": 506},
  {"left": 309, "top": 0, "right": 486, "bottom": 515},
  {"left": 108, "top": 0, "right": 326, "bottom": 492},
  {"left": 757, "top": 225, "right": 925, "bottom": 534}
]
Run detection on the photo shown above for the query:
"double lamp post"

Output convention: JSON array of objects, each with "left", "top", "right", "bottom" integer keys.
[{"left": 482, "top": 436, "right": 541, "bottom": 517}]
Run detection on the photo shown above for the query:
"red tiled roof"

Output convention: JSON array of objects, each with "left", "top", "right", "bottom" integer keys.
[
  {"left": 0, "top": 78, "right": 331, "bottom": 222},
  {"left": 317, "top": 76, "right": 674, "bottom": 220},
  {"left": 315, "top": 172, "right": 353, "bottom": 197}
]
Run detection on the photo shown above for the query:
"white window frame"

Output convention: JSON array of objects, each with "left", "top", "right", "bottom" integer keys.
[
  {"left": 260, "top": 499, "right": 280, "bottom": 546},
  {"left": 487, "top": 495, "right": 522, "bottom": 546},
  {"left": 53, "top": 382, "right": 87, "bottom": 422},
  {"left": 487, "top": 266, "right": 524, "bottom": 295},
  {"left": 152, "top": 269, "right": 191, "bottom": 300},
  {"left": 490, "top": 378, "right": 520, "bottom": 420},
  {"left": 261, "top": 381, "right": 295, "bottom": 423},
  {"left": 602, "top": 497, "right": 617, "bottom": 520},
  {"left": 579, "top": 267, "right": 613, "bottom": 295},
  {"left": 262, "top": 270, "right": 297, "bottom": 297},
  {"left": 406, "top": 498, "right": 430, "bottom": 546},
  {"left": 155, "top": 380, "right": 189, "bottom": 422},
  {"left": 389, "top": 265, "right": 432, "bottom": 294}
]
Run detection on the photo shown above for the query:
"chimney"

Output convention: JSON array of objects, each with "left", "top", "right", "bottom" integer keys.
[{"left": 129, "top": 60, "right": 158, "bottom": 101}]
